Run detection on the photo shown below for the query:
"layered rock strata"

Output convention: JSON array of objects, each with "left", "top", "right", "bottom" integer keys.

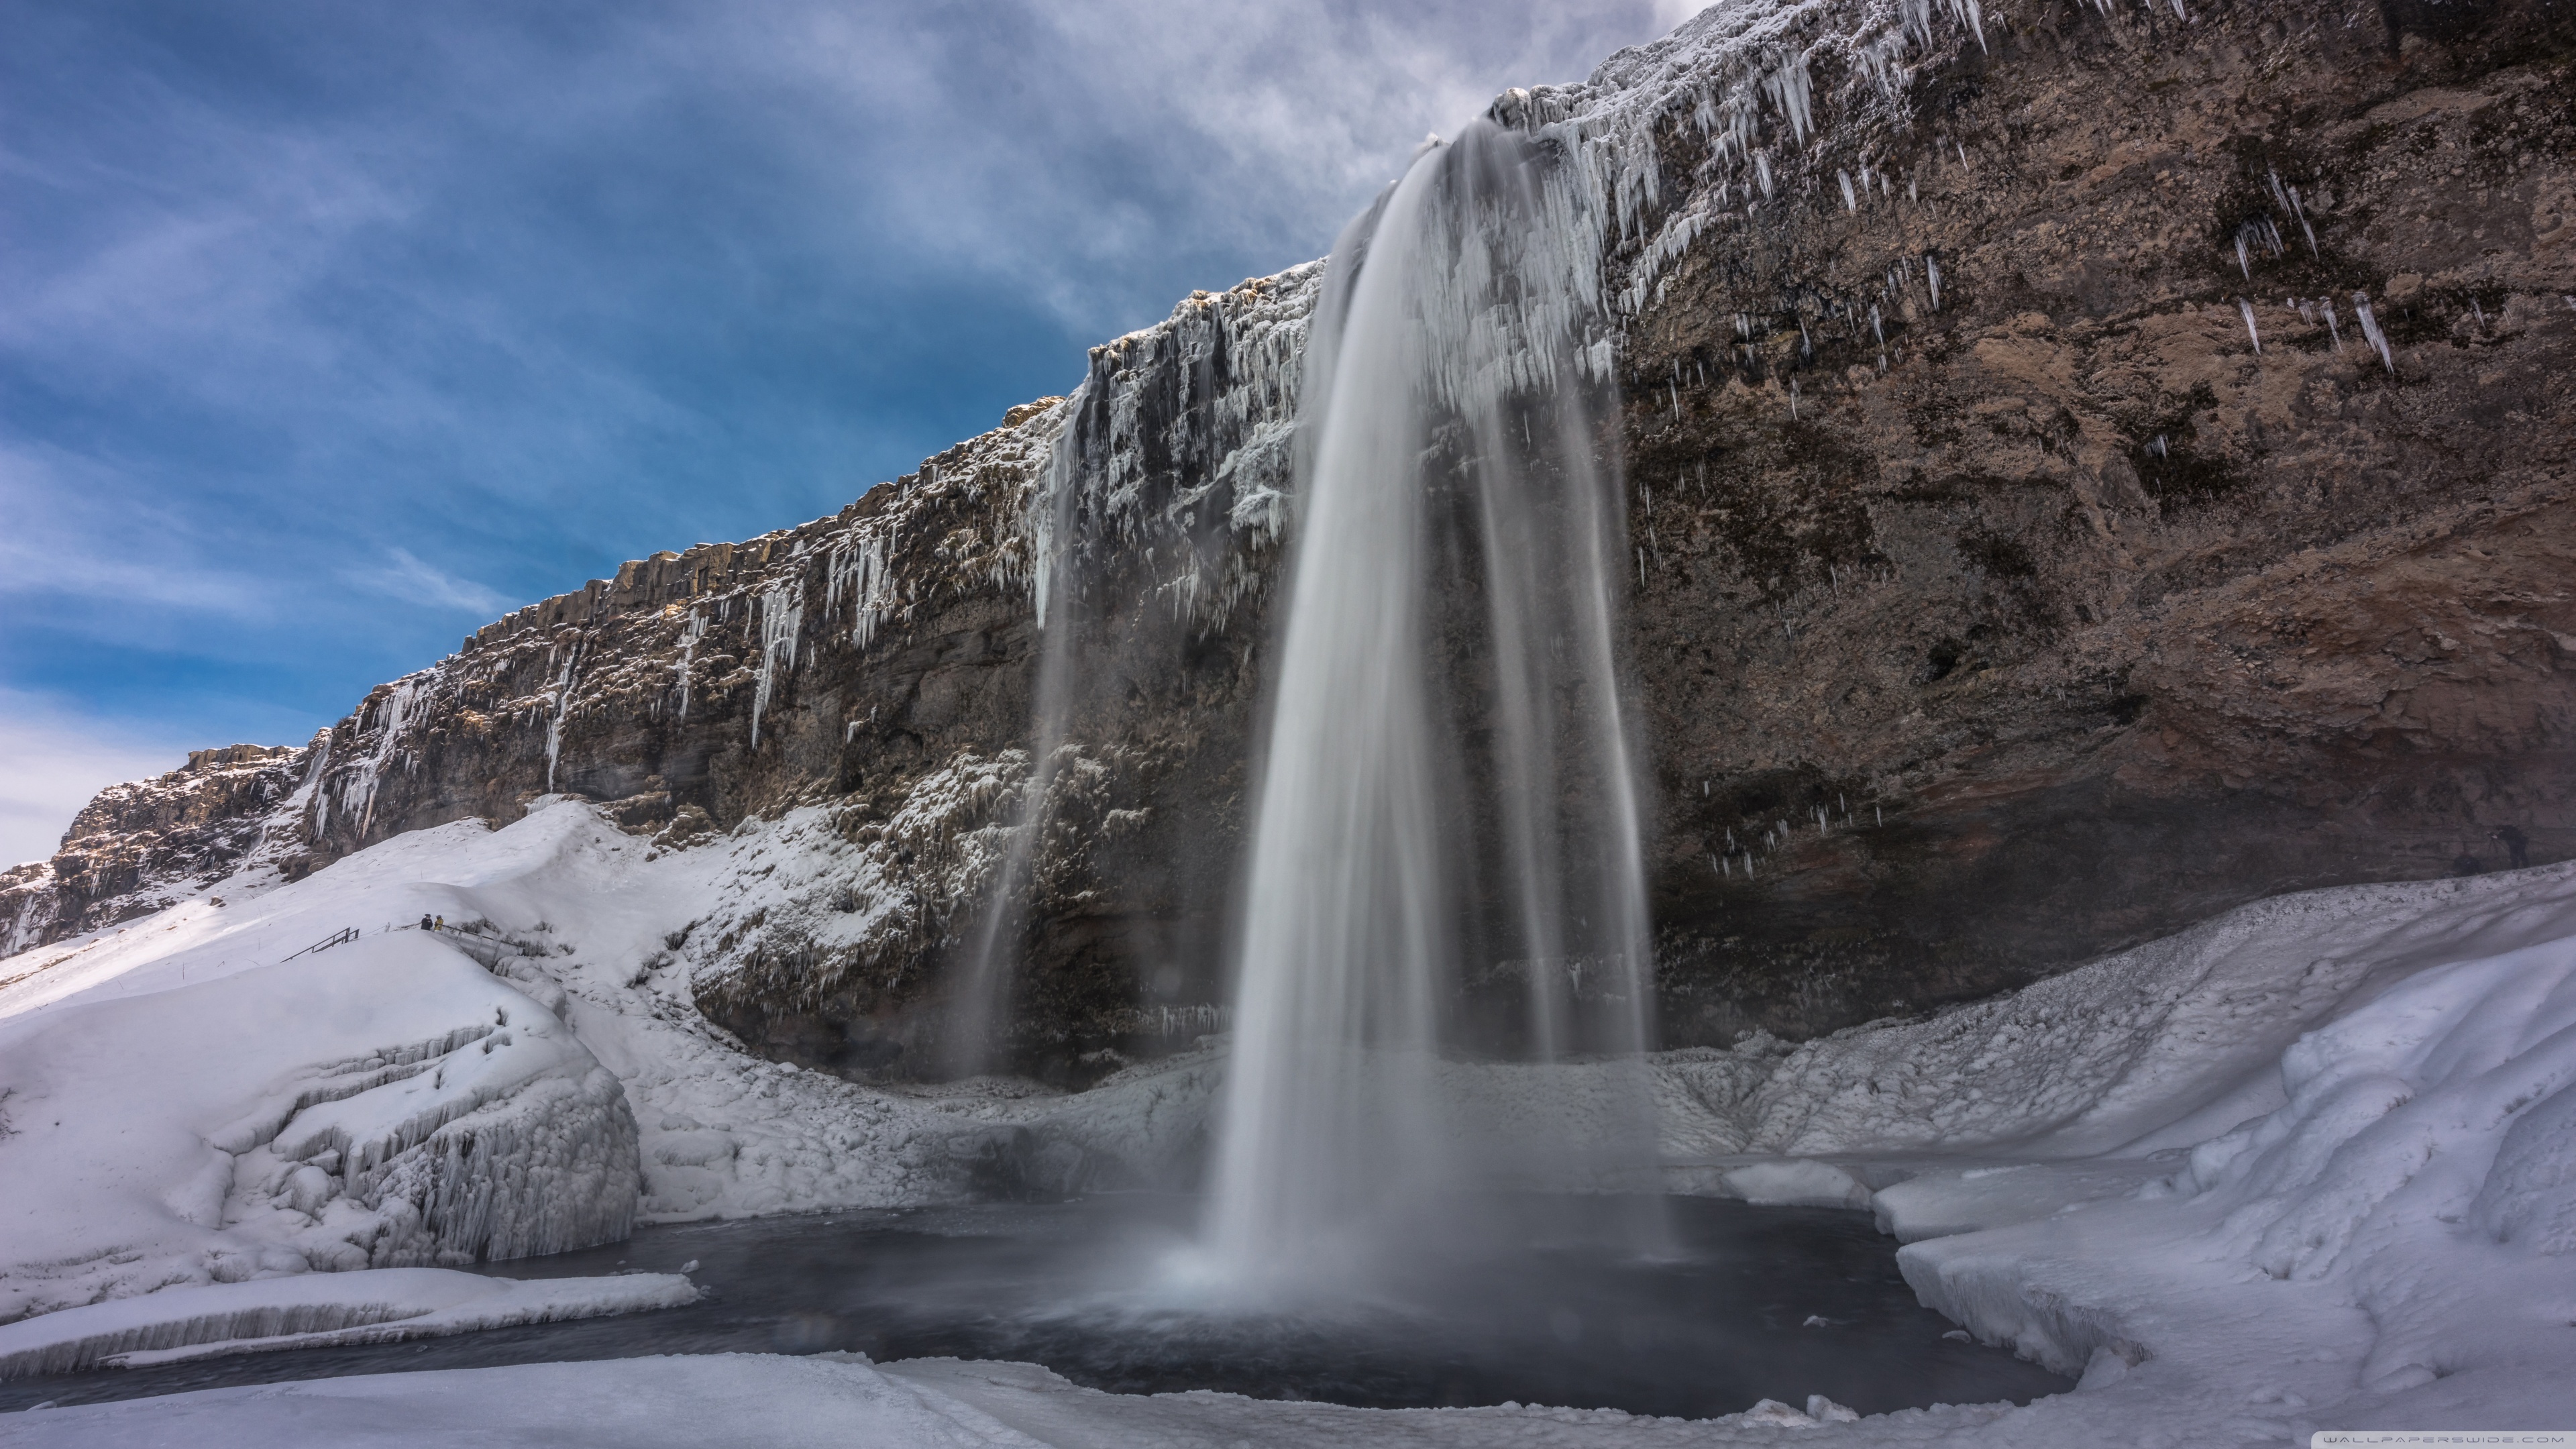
[{"left": 6, "top": 0, "right": 2572, "bottom": 1075}]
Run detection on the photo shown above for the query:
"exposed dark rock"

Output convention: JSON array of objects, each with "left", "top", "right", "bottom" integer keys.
[
  {"left": 1621, "top": 0, "right": 2576, "bottom": 1039},
  {"left": 7, "top": 0, "right": 2571, "bottom": 1073}
]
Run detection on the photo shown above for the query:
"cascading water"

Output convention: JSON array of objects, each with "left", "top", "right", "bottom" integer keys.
[
  {"left": 941, "top": 439, "right": 1083, "bottom": 1080},
  {"left": 1203, "top": 120, "right": 1661, "bottom": 1290}
]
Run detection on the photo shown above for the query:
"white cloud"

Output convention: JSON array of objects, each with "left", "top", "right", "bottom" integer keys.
[
  {"left": 710, "top": 0, "right": 1677, "bottom": 334},
  {"left": 0, "top": 692, "right": 193, "bottom": 869},
  {"left": 344, "top": 548, "right": 515, "bottom": 617},
  {"left": 0, "top": 441, "right": 274, "bottom": 617}
]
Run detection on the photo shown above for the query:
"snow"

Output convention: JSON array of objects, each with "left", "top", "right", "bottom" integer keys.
[
  {"left": 9, "top": 794, "right": 2576, "bottom": 1438},
  {"left": 2, "top": 1355, "right": 1044, "bottom": 1449},
  {"left": 0, "top": 1269, "right": 694, "bottom": 1377},
  {"left": 0, "top": 796, "right": 1076, "bottom": 1351},
  {"left": 0, "top": 1351, "right": 2043, "bottom": 1446},
  {"left": 0, "top": 902, "right": 640, "bottom": 1323},
  {"left": 1715, "top": 1159, "right": 1873, "bottom": 1209}
]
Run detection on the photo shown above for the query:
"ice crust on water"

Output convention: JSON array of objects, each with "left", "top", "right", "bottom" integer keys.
[
  {"left": 3, "top": 1356, "right": 1057, "bottom": 1449},
  {"left": 0, "top": 1269, "right": 695, "bottom": 1378}
]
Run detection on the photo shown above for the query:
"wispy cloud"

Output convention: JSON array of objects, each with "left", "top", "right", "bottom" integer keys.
[
  {"left": 344, "top": 549, "right": 514, "bottom": 617},
  {"left": 1, "top": 0, "right": 1686, "bottom": 765},
  {"left": 0, "top": 442, "right": 274, "bottom": 618},
  {"left": 712, "top": 0, "right": 1673, "bottom": 333},
  {"left": 0, "top": 690, "right": 194, "bottom": 868}
]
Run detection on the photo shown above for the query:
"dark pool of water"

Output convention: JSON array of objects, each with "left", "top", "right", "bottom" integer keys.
[{"left": 0, "top": 1194, "right": 2066, "bottom": 1417}]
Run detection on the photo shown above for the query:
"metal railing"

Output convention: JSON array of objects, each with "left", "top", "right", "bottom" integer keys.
[{"left": 280, "top": 926, "right": 360, "bottom": 961}]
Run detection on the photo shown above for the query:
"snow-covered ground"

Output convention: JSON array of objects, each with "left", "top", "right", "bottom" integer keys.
[
  {"left": 0, "top": 797, "right": 1074, "bottom": 1364},
  {"left": 5, "top": 795, "right": 2574, "bottom": 1440},
  {"left": 0, "top": 1269, "right": 696, "bottom": 1378}
]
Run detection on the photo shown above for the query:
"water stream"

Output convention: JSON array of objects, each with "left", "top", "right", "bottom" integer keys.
[{"left": 1206, "top": 120, "right": 1662, "bottom": 1289}]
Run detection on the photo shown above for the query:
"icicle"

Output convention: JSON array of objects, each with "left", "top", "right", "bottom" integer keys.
[
  {"left": 749, "top": 581, "right": 805, "bottom": 748},
  {"left": 1756, "top": 151, "right": 1774, "bottom": 199},
  {"left": 1762, "top": 48, "right": 1816, "bottom": 146},
  {"left": 543, "top": 653, "right": 578, "bottom": 795},
  {"left": 1926, "top": 255, "right": 1942, "bottom": 311},
  {"left": 2324, "top": 301, "right": 2345, "bottom": 353},
  {"left": 1839, "top": 170, "right": 1859, "bottom": 212},
  {"left": 2354, "top": 292, "right": 2394, "bottom": 372},
  {"left": 2239, "top": 299, "right": 2261, "bottom": 354},
  {"left": 674, "top": 607, "right": 707, "bottom": 720},
  {"left": 1789, "top": 378, "right": 1801, "bottom": 419}
]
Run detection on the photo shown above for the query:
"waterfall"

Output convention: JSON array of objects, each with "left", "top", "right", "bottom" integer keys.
[
  {"left": 1203, "top": 119, "right": 1660, "bottom": 1291},
  {"left": 942, "top": 433, "right": 1085, "bottom": 1079}
]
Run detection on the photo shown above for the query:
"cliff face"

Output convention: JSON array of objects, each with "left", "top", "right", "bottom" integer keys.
[
  {"left": 1618, "top": 0, "right": 2576, "bottom": 1038},
  {"left": 7, "top": 0, "right": 2573, "bottom": 1077}
]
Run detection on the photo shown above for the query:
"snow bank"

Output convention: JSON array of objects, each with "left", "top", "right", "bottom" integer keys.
[
  {"left": 1872, "top": 869, "right": 2576, "bottom": 1437},
  {"left": 2, "top": 1349, "right": 2033, "bottom": 1446},
  {"left": 0, "top": 798, "right": 995, "bottom": 1336},
  {"left": 1703, "top": 865, "right": 2576, "bottom": 1161},
  {"left": 0, "top": 921, "right": 638, "bottom": 1322},
  {"left": 0, "top": 1268, "right": 694, "bottom": 1378},
  {"left": 3, "top": 1354, "right": 1048, "bottom": 1449}
]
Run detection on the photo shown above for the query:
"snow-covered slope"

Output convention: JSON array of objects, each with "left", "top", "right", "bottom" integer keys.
[
  {"left": 9, "top": 790, "right": 2576, "bottom": 1435},
  {"left": 1873, "top": 934, "right": 2576, "bottom": 1435},
  {"left": 0, "top": 797, "right": 1089, "bottom": 1336},
  {"left": 1658, "top": 865, "right": 2576, "bottom": 1165},
  {"left": 0, "top": 920, "right": 636, "bottom": 1323}
]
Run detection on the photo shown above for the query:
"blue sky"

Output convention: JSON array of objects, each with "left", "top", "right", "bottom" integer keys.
[{"left": 1, "top": 0, "right": 1688, "bottom": 863}]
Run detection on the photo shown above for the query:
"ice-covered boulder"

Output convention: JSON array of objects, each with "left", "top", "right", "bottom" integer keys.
[{"left": 0, "top": 930, "right": 639, "bottom": 1323}]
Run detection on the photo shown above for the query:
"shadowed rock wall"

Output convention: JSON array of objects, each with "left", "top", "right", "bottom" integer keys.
[
  {"left": 1618, "top": 0, "right": 2576, "bottom": 1038},
  {"left": 7, "top": 0, "right": 2571, "bottom": 1077}
]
